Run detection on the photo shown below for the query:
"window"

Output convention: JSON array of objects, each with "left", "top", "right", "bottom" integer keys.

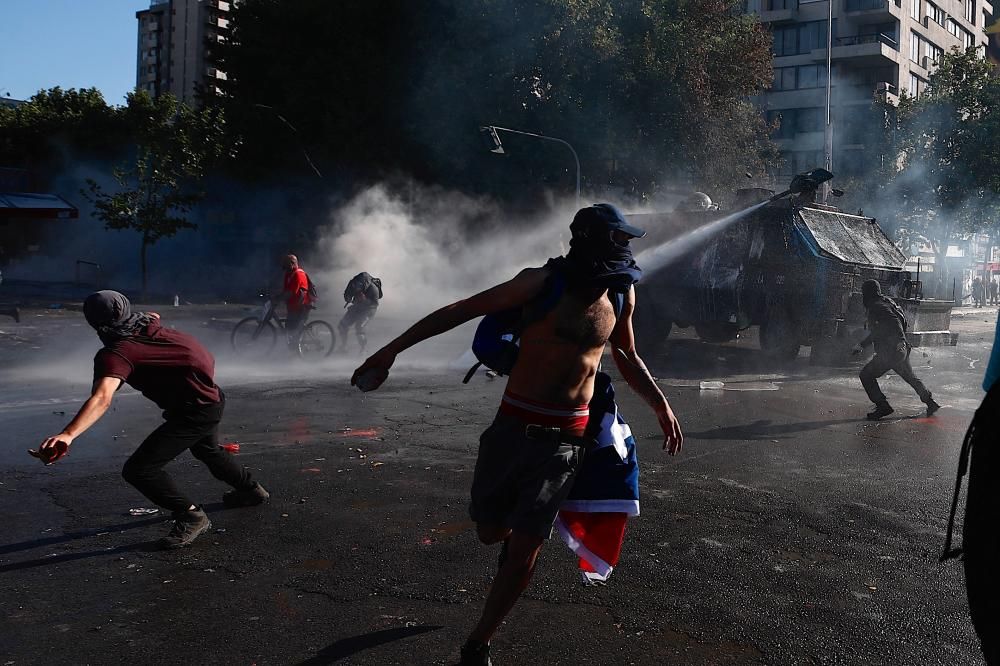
[
  {"left": 965, "top": 0, "right": 975, "bottom": 22},
  {"left": 910, "top": 31, "right": 922, "bottom": 61},
  {"left": 963, "top": 28, "right": 976, "bottom": 48},
  {"left": 928, "top": 42, "right": 944, "bottom": 62},
  {"left": 773, "top": 20, "right": 831, "bottom": 56},
  {"left": 927, "top": 2, "right": 946, "bottom": 26},
  {"left": 911, "top": 0, "right": 921, "bottom": 19},
  {"left": 947, "top": 18, "right": 961, "bottom": 36},
  {"left": 909, "top": 73, "right": 927, "bottom": 97}
]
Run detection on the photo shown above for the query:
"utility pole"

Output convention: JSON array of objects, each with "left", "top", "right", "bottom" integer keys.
[{"left": 821, "top": 0, "right": 834, "bottom": 203}]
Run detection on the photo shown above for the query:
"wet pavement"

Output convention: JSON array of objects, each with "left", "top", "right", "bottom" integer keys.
[{"left": 0, "top": 304, "right": 995, "bottom": 665}]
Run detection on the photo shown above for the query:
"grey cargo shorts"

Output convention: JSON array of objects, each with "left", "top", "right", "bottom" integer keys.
[{"left": 469, "top": 411, "right": 584, "bottom": 539}]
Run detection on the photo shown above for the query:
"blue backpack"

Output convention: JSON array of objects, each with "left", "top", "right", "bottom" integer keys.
[{"left": 463, "top": 263, "right": 626, "bottom": 384}]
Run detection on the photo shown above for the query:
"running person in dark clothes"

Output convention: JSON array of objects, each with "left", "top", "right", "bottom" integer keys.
[
  {"left": 352, "top": 204, "right": 684, "bottom": 666},
  {"left": 852, "top": 279, "right": 941, "bottom": 420},
  {"left": 31, "top": 291, "right": 269, "bottom": 549},
  {"left": 338, "top": 272, "right": 381, "bottom": 353}
]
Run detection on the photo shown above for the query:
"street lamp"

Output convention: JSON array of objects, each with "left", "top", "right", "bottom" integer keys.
[{"left": 479, "top": 125, "right": 581, "bottom": 209}]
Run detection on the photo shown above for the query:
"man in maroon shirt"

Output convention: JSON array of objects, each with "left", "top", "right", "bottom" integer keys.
[{"left": 32, "top": 290, "right": 269, "bottom": 549}]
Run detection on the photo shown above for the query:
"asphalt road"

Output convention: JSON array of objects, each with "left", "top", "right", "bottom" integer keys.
[{"left": 0, "top": 304, "right": 995, "bottom": 665}]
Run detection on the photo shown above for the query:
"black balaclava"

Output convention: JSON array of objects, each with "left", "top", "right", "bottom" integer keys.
[
  {"left": 861, "top": 279, "right": 882, "bottom": 307},
  {"left": 564, "top": 204, "right": 643, "bottom": 289},
  {"left": 83, "top": 290, "right": 156, "bottom": 346}
]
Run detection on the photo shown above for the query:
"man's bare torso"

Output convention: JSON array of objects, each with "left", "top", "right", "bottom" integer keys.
[{"left": 506, "top": 268, "right": 618, "bottom": 406}]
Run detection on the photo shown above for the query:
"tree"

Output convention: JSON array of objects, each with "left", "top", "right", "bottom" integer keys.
[
  {"left": 211, "top": 0, "right": 777, "bottom": 201},
  {"left": 0, "top": 87, "right": 123, "bottom": 181},
  {"left": 889, "top": 48, "right": 1000, "bottom": 295},
  {"left": 83, "top": 92, "right": 227, "bottom": 297}
]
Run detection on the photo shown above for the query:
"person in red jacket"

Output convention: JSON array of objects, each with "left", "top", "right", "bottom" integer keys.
[
  {"left": 281, "top": 254, "right": 314, "bottom": 345},
  {"left": 31, "top": 291, "right": 269, "bottom": 549}
]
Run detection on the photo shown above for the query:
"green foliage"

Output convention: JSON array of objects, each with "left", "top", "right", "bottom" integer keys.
[
  {"left": 212, "top": 0, "right": 777, "bottom": 198},
  {"left": 82, "top": 92, "right": 228, "bottom": 295},
  {"left": 0, "top": 87, "right": 123, "bottom": 177}
]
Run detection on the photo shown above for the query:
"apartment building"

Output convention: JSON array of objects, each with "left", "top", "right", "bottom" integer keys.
[
  {"left": 135, "top": 0, "right": 232, "bottom": 105},
  {"left": 748, "top": 0, "right": 993, "bottom": 178}
]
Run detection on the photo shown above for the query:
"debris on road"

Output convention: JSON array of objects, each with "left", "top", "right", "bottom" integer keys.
[
  {"left": 128, "top": 507, "right": 159, "bottom": 516},
  {"left": 220, "top": 442, "right": 241, "bottom": 453}
]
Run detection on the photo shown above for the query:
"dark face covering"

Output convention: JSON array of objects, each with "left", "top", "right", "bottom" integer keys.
[
  {"left": 83, "top": 290, "right": 156, "bottom": 346},
  {"left": 565, "top": 231, "right": 643, "bottom": 289}
]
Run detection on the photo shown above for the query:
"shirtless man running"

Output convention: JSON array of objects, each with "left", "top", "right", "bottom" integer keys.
[{"left": 351, "top": 204, "right": 683, "bottom": 665}]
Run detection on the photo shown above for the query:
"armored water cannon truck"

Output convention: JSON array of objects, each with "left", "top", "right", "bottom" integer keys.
[{"left": 628, "top": 171, "right": 958, "bottom": 364}]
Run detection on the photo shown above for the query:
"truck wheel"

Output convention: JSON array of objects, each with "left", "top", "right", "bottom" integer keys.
[
  {"left": 759, "top": 309, "right": 801, "bottom": 360},
  {"left": 633, "top": 302, "right": 672, "bottom": 355},
  {"left": 694, "top": 322, "right": 737, "bottom": 343}
]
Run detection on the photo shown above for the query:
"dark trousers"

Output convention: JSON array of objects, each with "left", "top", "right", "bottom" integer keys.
[
  {"left": 286, "top": 308, "right": 310, "bottom": 344},
  {"left": 859, "top": 344, "right": 932, "bottom": 405},
  {"left": 964, "top": 430, "right": 1000, "bottom": 665},
  {"left": 338, "top": 304, "right": 376, "bottom": 350},
  {"left": 121, "top": 394, "right": 253, "bottom": 512}
]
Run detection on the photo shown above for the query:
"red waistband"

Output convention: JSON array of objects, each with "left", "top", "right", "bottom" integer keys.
[{"left": 499, "top": 391, "right": 589, "bottom": 435}]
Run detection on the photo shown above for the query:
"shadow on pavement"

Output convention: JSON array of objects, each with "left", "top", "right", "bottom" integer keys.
[
  {"left": 685, "top": 417, "right": 862, "bottom": 441},
  {"left": 0, "top": 540, "right": 161, "bottom": 573},
  {"left": 0, "top": 501, "right": 228, "bottom": 558},
  {"left": 294, "top": 625, "right": 444, "bottom": 665}
]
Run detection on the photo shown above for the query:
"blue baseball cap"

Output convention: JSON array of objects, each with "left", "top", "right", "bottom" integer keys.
[{"left": 570, "top": 203, "right": 646, "bottom": 239}]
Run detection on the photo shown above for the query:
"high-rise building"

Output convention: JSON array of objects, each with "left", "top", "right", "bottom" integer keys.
[
  {"left": 748, "top": 0, "right": 993, "bottom": 178},
  {"left": 135, "top": 0, "right": 232, "bottom": 105}
]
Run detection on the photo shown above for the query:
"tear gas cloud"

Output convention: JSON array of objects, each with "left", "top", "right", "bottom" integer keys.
[{"left": 310, "top": 183, "right": 577, "bottom": 321}]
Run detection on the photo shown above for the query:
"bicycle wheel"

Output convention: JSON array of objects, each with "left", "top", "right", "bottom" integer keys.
[
  {"left": 231, "top": 317, "right": 278, "bottom": 355},
  {"left": 298, "top": 320, "right": 336, "bottom": 358}
]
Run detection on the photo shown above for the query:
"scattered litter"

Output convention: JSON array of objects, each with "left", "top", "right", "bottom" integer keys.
[
  {"left": 220, "top": 442, "right": 240, "bottom": 453},
  {"left": 298, "top": 498, "right": 307, "bottom": 504},
  {"left": 699, "top": 381, "right": 725, "bottom": 390},
  {"left": 126, "top": 564, "right": 137, "bottom": 569},
  {"left": 372, "top": 462, "right": 385, "bottom": 468},
  {"left": 204, "top": 568, "right": 215, "bottom": 573},
  {"left": 300, "top": 468, "right": 322, "bottom": 473},
  {"left": 339, "top": 427, "right": 352, "bottom": 433},
  {"left": 281, "top": 513, "right": 289, "bottom": 518},
  {"left": 214, "top": 528, "right": 227, "bottom": 534},
  {"left": 485, "top": 370, "right": 498, "bottom": 379},
  {"left": 162, "top": 580, "right": 173, "bottom": 584},
  {"left": 129, "top": 507, "right": 159, "bottom": 516},
  {"left": 314, "top": 457, "right": 326, "bottom": 461}
]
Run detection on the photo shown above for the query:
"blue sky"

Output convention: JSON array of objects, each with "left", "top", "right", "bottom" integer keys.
[{"left": 0, "top": 0, "right": 150, "bottom": 106}]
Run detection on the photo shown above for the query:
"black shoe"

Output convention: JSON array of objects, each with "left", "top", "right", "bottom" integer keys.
[
  {"left": 925, "top": 399, "right": 941, "bottom": 417},
  {"left": 458, "top": 641, "right": 491, "bottom": 666},
  {"left": 866, "top": 402, "right": 894, "bottom": 421},
  {"left": 159, "top": 507, "right": 212, "bottom": 549},
  {"left": 223, "top": 482, "right": 270, "bottom": 508}
]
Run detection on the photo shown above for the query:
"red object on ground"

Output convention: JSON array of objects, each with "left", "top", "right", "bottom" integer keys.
[
  {"left": 338, "top": 428, "right": 379, "bottom": 438},
  {"left": 220, "top": 442, "right": 240, "bottom": 453}
]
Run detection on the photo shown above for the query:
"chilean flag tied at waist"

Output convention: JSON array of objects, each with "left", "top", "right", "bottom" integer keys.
[{"left": 556, "top": 372, "right": 640, "bottom": 584}]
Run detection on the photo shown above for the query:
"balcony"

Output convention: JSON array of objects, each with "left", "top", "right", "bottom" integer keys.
[
  {"left": 815, "top": 32, "right": 900, "bottom": 65},
  {"left": 844, "top": 0, "right": 902, "bottom": 22}
]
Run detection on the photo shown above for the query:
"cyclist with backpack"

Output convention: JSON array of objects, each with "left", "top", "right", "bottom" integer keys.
[
  {"left": 280, "top": 254, "right": 316, "bottom": 346},
  {"left": 338, "top": 272, "right": 382, "bottom": 353},
  {"left": 852, "top": 279, "right": 941, "bottom": 420},
  {"left": 350, "top": 204, "right": 683, "bottom": 666}
]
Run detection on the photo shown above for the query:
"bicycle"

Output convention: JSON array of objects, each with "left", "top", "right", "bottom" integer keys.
[{"left": 231, "top": 295, "right": 336, "bottom": 358}]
